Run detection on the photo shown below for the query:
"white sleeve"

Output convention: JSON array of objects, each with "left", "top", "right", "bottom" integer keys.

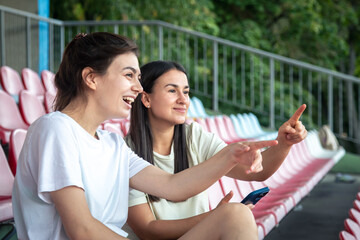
[{"left": 34, "top": 117, "right": 83, "bottom": 204}]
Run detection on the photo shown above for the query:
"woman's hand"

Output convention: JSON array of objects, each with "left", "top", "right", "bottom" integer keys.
[
  {"left": 216, "top": 191, "right": 255, "bottom": 210},
  {"left": 226, "top": 140, "right": 278, "bottom": 174},
  {"left": 277, "top": 104, "right": 308, "bottom": 146}
]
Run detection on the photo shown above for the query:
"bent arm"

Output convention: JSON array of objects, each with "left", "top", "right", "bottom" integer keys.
[
  {"left": 50, "top": 186, "right": 127, "bottom": 240},
  {"left": 127, "top": 203, "right": 210, "bottom": 240}
]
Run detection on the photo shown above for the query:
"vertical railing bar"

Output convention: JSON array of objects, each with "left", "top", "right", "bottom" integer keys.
[
  {"left": 290, "top": 65, "right": 293, "bottom": 114},
  {"left": 270, "top": 58, "right": 275, "bottom": 129},
  {"left": 232, "top": 48, "right": 236, "bottom": 104},
  {"left": 241, "top": 51, "right": 246, "bottom": 106},
  {"left": 260, "top": 56, "right": 263, "bottom": 111},
  {"left": 308, "top": 71, "right": 313, "bottom": 128},
  {"left": 280, "top": 62, "right": 284, "bottom": 118},
  {"left": 299, "top": 68, "right": 303, "bottom": 104},
  {"left": 26, "top": 16, "right": 31, "bottom": 67},
  {"left": 204, "top": 40, "right": 208, "bottom": 95},
  {"left": 49, "top": 23, "right": 53, "bottom": 71},
  {"left": 250, "top": 54, "right": 254, "bottom": 108},
  {"left": 213, "top": 41, "right": 219, "bottom": 112},
  {"left": 339, "top": 80, "right": 343, "bottom": 135},
  {"left": 194, "top": 37, "right": 198, "bottom": 92},
  {"left": 318, "top": 74, "right": 322, "bottom": 127},
  {"left": 158, "top": 25, "right": 163, "bottom": 60},
  {"left": 223, "top": 45, "right": 227, "bottom": 100},
  {"left": 328, "top": 75, "right": 333, "bottom": 130}
]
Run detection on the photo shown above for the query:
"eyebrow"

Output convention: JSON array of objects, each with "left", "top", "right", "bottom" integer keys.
[
  {"left": 122, "top": 66, "right": 138, "bottom": 73},
  {"left": 165, "top": 83, "right": 189, "bottom": 89}
]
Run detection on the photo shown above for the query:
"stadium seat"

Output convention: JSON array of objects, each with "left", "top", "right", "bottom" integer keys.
[
  {"left": 19, "top": 90, "right": 46, "bottom": 126},
  {"left": 214, "top": 115, "right": 245, "bottom": 143},
  {"left": 44, "top": 91, "right": 56, "bottom": 113},
  {"left": 344, "top": 218, "right": 360, "bottom": 239},
  {"left": 0, "top": 145, "right": 14, "bottom": 222},
  {"left": 8, "top": 129, "right": 27, "bottom": 175},
  {"left": 0, "top": 90, "right": 28, "bottom": 144},
  {"left": 349, "top": 208, "right": 360, "bottom": 225},
  {"left": 339, "top": 230, "right": 356, "bottom": 240},
  {"left": 103, "top": 122, "right": 124, "bottom": 137},
  {"left": 354, "top": 200, "right": 360, "bottom": 212},
  {"left": 194, "top": 118, "right": 210, "bottom": 132},
  {"left": 192, "top": 96, "right": 209, "bottom": 118},
  {"left": 41, "top": 70, "right": 56, "bottom": 94},
  {"left": 0, "top": 66, "right": 24, "bottom": 102},
  {"left": 21, "top": 68, "right": 45, "bottom": 102},
  {"left": 187, "top": 97, "right": 197, "bottom": 118}
]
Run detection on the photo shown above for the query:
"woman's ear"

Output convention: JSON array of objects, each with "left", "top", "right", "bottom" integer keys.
[
  {"left": 82, "top": 67, "right": 97, "bottom": 90},
  {"left": 141, "top": 92, "right": 151, "bottom": 108}
]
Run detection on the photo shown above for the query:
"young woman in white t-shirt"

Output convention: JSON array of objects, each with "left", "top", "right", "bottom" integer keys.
[
  {"left": 12, "top": 33, "right": 277, "bottom": 240},
  {"left": 125, "top": 60, "right": 308, "bottom": 240}
]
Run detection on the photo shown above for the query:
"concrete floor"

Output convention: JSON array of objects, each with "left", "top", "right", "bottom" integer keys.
[{"left": 264, "top": 173, "right": 360, "bottom": 240}]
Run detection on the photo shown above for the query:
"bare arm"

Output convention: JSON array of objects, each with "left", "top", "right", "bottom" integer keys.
[
  {"left": 127, "top": 191, "right": 235, "bottom": 240},
  {"left": 130, "top": 140, "right": 276, "bottom": 202},
  {"left": 50, "top": 186, "right": 127, "bottom": 240},
  {"left": 226, "top": 104, "right": 308, "bottom": 181}
]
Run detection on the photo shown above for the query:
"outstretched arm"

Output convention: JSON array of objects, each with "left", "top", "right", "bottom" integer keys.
[
  {"left": 130, "top": 140, "right": 277, "bottom": 202},
  {"left": 226, "top": 104, "right": 308, "bottom": 181}
]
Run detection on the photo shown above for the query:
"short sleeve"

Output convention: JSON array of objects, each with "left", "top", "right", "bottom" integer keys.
[
  {"left": 187, "top": 122, "right": 227, "bottom": 162},
  {"left": 33, "top": 117, "right": 83, "bottom": 203},
  {"left": 128, "top": 188, "right": 148, "bottom": 207}
]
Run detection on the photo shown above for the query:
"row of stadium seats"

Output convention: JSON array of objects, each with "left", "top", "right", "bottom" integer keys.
[
  {"left": 0, "top": 67, "right": 346, "bottom": 239},
  {"left": 339, "top": 193, "right": 360, "bottom": 239}
]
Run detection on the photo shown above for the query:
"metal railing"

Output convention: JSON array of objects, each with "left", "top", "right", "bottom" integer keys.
[{"left": 1, "top": 5, "right": 359, "bottom": 150}]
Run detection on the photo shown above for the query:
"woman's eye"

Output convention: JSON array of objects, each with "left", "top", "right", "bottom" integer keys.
[
  {"left": 183, "top": 91, "right": 189, "bottom": 95},
  {"left": 126, "top": 73, "right": 133, "bottom": 78},
  {"left": 169, "top": 89, "right": 176, "bottom": 93}
]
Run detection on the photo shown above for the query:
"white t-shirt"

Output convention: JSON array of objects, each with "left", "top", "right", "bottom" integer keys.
[
  {"left": 126, "top": 122, "right": 226, "bottom": 219},
  {"left": 12, "top": 112, "right": 151, "bottom": 240}
]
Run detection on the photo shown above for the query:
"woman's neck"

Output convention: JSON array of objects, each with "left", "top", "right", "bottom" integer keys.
[{"left": 150, "top": 121, "right": 175, "bottom": 156}]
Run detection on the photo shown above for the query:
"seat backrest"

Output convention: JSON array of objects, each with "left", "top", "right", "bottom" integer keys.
[
  {"left": 103, "top": 122, "right": 124, "bottom": 137},
  {"left": 345, "top": 218, "right": 360, "bottom": 239},
  {"left": 21, "top": 68, "right": 45, "bottom": 96},
  {"left": 339, "top": 230, "right": 356, "bottom": 240},
  {"left": 187, "top": 98, "right": 197, "bottom": 118},
  {"left": 8, "top": 129, "right": 27, "bottom": 175},
  {"left": 349, "top": 208, "right": 360, "bottom": 225},
  {"left": 194, "top": 118, "right": 210, "bottom": 132},
  {"left": 41, "top": 70, "right": 57, "bottom": 94},
  {"left": 192, "top": 96, "right": 209, "bottom": 118},
  {"left": 44, "top": 91, "right": 56, "bottom": 113},
  {"left": 219, "top": 176, "right": 243, "bottom": 203},
  {"left": 207, "top": 180, "right": 225, "bottom": 210},
  {"left": 0, "top": 66, "right": 24, "bottom": 98},
  {"left": 0, "top": 146, "right": 15, "bottom": 195},
  {"left": 354, "top": 200, "right": 360, "bottom": 212},
  {"left": 0, "top": 90, "right": 28, "bottom": 130},
  {"left": 19, "top": 90, "right": 46, "bottom": 126}
]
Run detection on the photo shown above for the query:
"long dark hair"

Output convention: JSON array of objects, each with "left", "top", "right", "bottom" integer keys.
[
  {"left": 54, "top": 32, "right": 139, "bottom": 111},
  {"left": 128, "top": 60, "right": 189, "bottom": 202}
]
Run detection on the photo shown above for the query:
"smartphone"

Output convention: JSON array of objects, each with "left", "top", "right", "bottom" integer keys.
[{"left": 241, "top": 187, "right": 270, "bottom": 205}]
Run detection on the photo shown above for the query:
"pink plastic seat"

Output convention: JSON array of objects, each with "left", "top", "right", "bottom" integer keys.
[
  {"left": 194, "top": 118, "right": 210, "bottom": 132},
  {"left": 349, "top": 208, "right": 360, "bottom": 225},
  {"left": 21, "top": 68, "right": 45, "bottom": 102},
  {"left": 339, "top": 230, "right": 356, "bottom": 240},
  {"left": 0, "top": 145, "right": 14, "bottom": 222},
  {"left": 19, "top": 90, "right": 46, "bottom": 126},
  {"left": 44, "top": 91, "right": 56, "bottom": 113},
  {"left": 0, "top": 66, "right": 24, "bottom": 100},
  {"left": 103, "top": 122, "right": 124, "bottom": 137},
  {"left": 0, "top": 90, "right": 28, "bottom": 144},
  {"left": 8, "top": 129, "right": 27, "bottom": 175},
  {"left": 41, "top": 70, "right": 57, "bottom": 94},
  {"left": 344, "top": 218, "right": 360, "bottom": 239},
  {"left": 354, "top": 200, "right": 360, "bottom": 212}
]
